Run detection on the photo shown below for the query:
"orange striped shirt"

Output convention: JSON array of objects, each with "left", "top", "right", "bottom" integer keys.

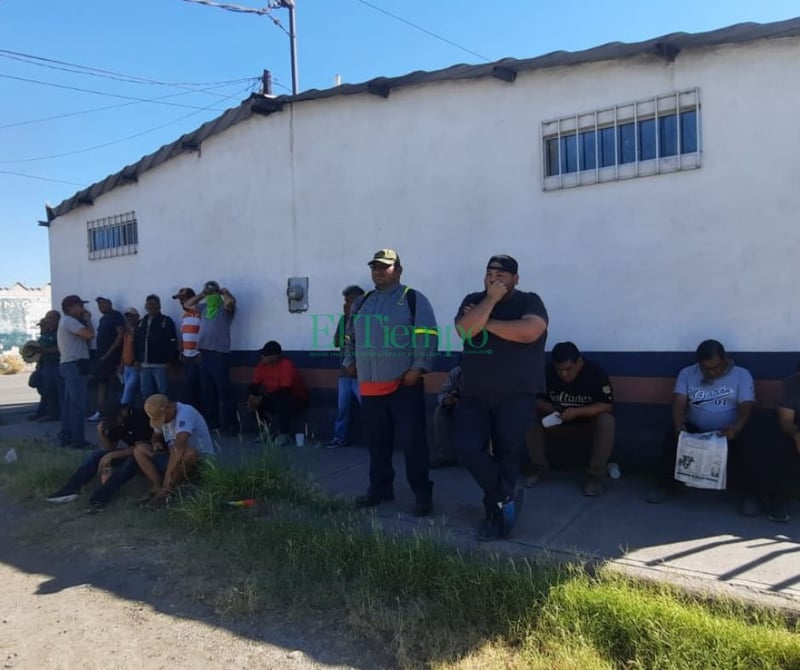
[
  {"left": 181, "top": 310, "right": 201, "bottom": 357},
  {"left": 359, "top": 379, "right": 402, "bottom": 397}
]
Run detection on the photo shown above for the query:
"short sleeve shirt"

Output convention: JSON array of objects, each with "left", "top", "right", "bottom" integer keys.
[
  {"left": 674, "top": 363, "right": 755, "bottom": 432},
  {"left": 252, "top": 358, "right": 310, "bottom": 404},
  {"left": 157, "top": 402, "right": 215, "bottom": 455},
  {"left": 107, "top": 407, "right": 154, "bottom": 446},
  {"left": 97, "top": 310, "right": 125, "bottom": 357},
  {"left": 456, "top": 290, "right": 548, "bottom": 397},
  {"left": 197, "top": 304, "right": 235, "bottom": 353},
  {"left": 544, "top": 359, "right": 614, "bottom": 408},
  {"left": 57, "top": 315, "right": 90, "bottom": 363}
]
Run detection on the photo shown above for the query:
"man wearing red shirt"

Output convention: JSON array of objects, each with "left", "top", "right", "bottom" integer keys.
[{"left": 248, "top": 341, "right": 309, "bottom": 443}]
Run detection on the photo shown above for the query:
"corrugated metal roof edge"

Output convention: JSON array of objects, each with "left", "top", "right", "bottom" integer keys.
[{"left": 46, "top": 16, "right": 800, "bottom": 222}]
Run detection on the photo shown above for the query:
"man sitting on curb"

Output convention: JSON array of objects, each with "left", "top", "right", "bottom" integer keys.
[
  {"left": 526, "top": 342, "right": 615, "bottom": 496},
  {"left": 248, "top": 341, "right": 310, "bottom": 446},
  {"left": 136, "top": 394, "right": 216, "bottom": 508},
  {"left": 46, "top": 400, "right": 153, "bottom": 511},
  {"left": 646, "top": 339, "right": 762, "bottom": 516}
]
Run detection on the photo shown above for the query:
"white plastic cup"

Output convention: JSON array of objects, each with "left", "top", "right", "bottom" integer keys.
[
  {"left": 4, "top": 448, "right": 18, "bottom": 464},
  {"left": 541, "top": 412, "right": 562, "bottom": 428},
  {"left": 607, "top": 462, "right": 621, "bottom": 480},
  {"left": 295, "top": 433, "right": 305, "bottom": 447}
]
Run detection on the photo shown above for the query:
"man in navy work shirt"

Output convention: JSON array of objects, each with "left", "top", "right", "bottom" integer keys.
[{"left": 454, "top": 254, "right": 548, "bottom": 542}]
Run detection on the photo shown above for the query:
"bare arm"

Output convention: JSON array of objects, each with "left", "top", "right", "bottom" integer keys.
[
  {"left": 221, "top": 288, "right": 236, "bottom": 312},
  {"left": 721, "top": 401, "right": 754, "bottom": 439},
  {"left": 183, "top": 292, "right": 202, "bottom": 309},
  {"left": 102, "top": 325, "right": 125, "bottom": 360},
  {"left": 536, "top": 397, "right": 556, "bottom": 415},
  {"left": 455, "top": 295, "right": 499, "bottom": 340},
  {"left": 778, "top": 407, "right": 800, "bottom": 455},
  {"left": 672, "top": 393, "right": 688, "bottom": 433}
]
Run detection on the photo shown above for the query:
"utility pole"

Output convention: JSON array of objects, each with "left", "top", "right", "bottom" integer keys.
[{"left": 279, "top": 0, "right": 299, "bottom": 95}]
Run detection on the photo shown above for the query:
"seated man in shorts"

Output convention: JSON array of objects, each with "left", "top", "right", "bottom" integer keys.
[
  {"left": 46, "top": 399, "right": 153, "bottom": 511},
  {"left": 136, "top": 394, "right": 216, "bottom": 507}
]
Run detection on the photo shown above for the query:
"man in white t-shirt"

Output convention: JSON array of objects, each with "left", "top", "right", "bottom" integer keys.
[
  {"left": 57, "top": 294, "right": 95, "bottom": 449},
  {"left": 647, "top": 339, "right": 760, "bottom": 515},
  {"left": 135, "top": 394, "right": 215, "bottom": 506}
]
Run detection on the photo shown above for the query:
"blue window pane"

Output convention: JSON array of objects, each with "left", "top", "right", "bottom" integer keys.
[
  {"left": 545, "top": 138, "right": 560, "bottom": 176},
  {"left": 659, "top": 114, "right": 677, "bottom": 157},
  {"left": 560, "top": 134, "right": 578, "bottom": 174},
  {"left": 599, "top": 127, "right": 616, "bottom": 167},
  {"left": 680, "top": 110, "right": 698, "bottom": 153},
  {"left": 638, "top": 118, "right": 656, "bottom": 160},
  {"left": 618, "top": 123, "right": 635, "bottom": 164},
  {"left": 579, "top": 130, "right": 596, "bottom": 170}
]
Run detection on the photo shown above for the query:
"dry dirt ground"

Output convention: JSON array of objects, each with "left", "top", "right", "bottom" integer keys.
[{"left": 0, "top": 500, "right": 394, "bottom": 670}]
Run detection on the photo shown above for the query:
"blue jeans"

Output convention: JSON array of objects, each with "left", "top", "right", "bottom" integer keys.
[
  {"left": 139, "top": 366, "right": 168, "bottom": 400},
  {"left": 334, "top": 376, "right": 360, "bottom": 441},
  {"left": 454, "top": 394, "right": 534, "bottom": 510},
  {"left": 121, "top": 365, "right": 140, "bottom": 405},
  {"left": 199, "top": 350, "right": 235, "bottom": 431},
  {"left": 361, "top": 381, "right": 432, "bottom": 503},
  {"left": 60, "top": 361, "right": 88, "bottom": 446}
]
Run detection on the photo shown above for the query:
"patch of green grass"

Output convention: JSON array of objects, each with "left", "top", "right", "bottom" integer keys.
[
  {"left": 3, "top": 438, "right": 800, "bottom": 670},
  {"left": 0, "top": 439, "right": 82, "bottom": 499}
]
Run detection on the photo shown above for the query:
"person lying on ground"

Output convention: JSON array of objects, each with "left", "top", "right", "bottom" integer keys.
[{"left": 46, "top": 400, "right": 153, "bottom": 511}]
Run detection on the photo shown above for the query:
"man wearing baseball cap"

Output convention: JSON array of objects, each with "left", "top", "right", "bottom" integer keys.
[
  {"left": 172, "top": 287, "right": 202, "bottom": 410},
  {"left": 183, "top": 281, "right": 237, "bottom": 433},
  {"left": 342, "top": 249, "right": 439, "bottom": 516},
  {"left": 454, "top": 255, "right": 549, "bottom": 541},
  {"left": 57, "top": 294, "right": 95, "bottom": 449},
  {"left": 135, "top": 393, "right": 215, "bottom": 507}
]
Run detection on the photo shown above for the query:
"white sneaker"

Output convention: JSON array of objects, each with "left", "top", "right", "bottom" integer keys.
[
  {"left": 87, "top": 411, "right": 102, "bottom": 422},
  {"left": 46, "top": 492, "right": 79, "bottom": 504}
]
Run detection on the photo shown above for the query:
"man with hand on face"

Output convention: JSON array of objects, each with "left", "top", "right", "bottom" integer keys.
[
  {"left": 454, "top": 255, "right": 549, "bottom": 542},
  {"left": 342, "top": 249, "right": 439, "bottom": 517}
]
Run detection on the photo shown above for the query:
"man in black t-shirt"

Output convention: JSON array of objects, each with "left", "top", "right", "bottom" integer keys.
[
  {"left": 46, "top": 400, "right": 153, "bottom": 510},
  {"left": 89, "top": 297, "right": 125, "bottom": 422},
  {"left": 454, "top": 254, "right": 548, "bottom": 542},
  {"left": 526, "top": 342, "right": 615, "bottom": 496},
  {"left": 769, "top": 371, "right": 800, "bottom": 522}
]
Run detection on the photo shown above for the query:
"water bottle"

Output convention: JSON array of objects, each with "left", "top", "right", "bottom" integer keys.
[{"left": 607, "top": 462, "right": 621, "bottom": 480}]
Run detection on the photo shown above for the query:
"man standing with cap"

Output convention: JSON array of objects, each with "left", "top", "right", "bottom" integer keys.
[
  {"left": 57, "top": 294, "right": 95, "bottom": 449},
  {"left": 183, "top": 282, "right": 237, "bottom": 433},
  {"left": 88, "top": 296, "right": 125, "bottom": 422},
  {"left": 342, "top": 249, "right": 439, "bottom": 516},
  {"left": 454, "top": 255, "right": 549, "bottom": 541},
  {"left": 172, "top": 287, "right": 202, "bottom": 411}
]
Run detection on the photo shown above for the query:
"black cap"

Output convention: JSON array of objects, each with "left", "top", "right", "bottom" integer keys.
[{"left": 486, "top": 255, "right": 518, "bottom": 274}]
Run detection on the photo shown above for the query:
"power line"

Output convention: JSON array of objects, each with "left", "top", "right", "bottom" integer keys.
[
  {"left": 352, "top": 0, "right": 491, "bottom": 62},
  {"left": 0, "top": 84, "right": 255, "bottom": 164},
  {"left": 0, "top": 79, "right": 255, "bottom": 131},
  {"left": 0, "top": 72, "right": 232, "bottom": 112},
  {"left": 0, "top": 170, "right": 88, "bottom": 187},
  {"left": 0, "top": 48, "right": 254, "bottom": 100}
]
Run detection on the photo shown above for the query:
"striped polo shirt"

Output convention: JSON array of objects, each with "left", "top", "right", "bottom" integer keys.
[{"left": 181, "top": 309, "right": 201, "bottom": 357}]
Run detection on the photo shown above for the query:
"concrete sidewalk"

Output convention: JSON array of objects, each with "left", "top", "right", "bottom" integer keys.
[{"left": 1, "top": 373, "right": 799, "bottom": 612}]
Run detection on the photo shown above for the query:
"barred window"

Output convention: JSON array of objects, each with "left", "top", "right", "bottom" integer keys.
[
  {"left": 87, "top": 212, "right": 138, "bottom": 260},
  {"left": 541, "top": 88, "right": 701, "bottom": 190}
]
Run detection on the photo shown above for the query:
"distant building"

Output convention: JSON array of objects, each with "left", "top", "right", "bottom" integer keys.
[{"left": 0, "top": 283, "right": 51, "bottom": 350}]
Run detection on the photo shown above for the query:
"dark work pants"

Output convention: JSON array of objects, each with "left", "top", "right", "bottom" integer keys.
[
  {"left": 37, "top": 360, "right": 62, "bottom": 420},
  {"left": 62, "top": 448, "right": 141, "bottom": 505},
  {"left": 361, "top": 381, "right": 432, "bottom": 503},
  {"left": 454, "top": 393, "right": 534, "bottom": 511},
  {"left": 199, "top": 350, "right": 236, "bottom": 431},
  {"left": 656, "top": 421, "right": 776, "bottom": 497},
  {"left": 179, "top": 355, "right": 203, "bottom": 411},
  {"left": 259, "top": 390, "right": 307, "bottom": 436}
]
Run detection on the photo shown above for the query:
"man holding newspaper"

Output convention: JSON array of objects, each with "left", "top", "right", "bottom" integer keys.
[{"left": 647, "top": 339, "right": 768, "bottom": 517}]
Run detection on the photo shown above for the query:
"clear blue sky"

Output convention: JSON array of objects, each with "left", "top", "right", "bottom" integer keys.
[{"left": 0, "top": 0, "right": 796, "bottom": 287}]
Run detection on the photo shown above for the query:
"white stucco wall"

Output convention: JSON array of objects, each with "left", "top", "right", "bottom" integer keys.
[{"left": 48, "top": 36, "right": 800, "bottom": 353}]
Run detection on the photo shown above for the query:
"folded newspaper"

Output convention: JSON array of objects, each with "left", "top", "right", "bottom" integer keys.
[{"left": 674, "top": 430, "right": 728, "bottom": 490}]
